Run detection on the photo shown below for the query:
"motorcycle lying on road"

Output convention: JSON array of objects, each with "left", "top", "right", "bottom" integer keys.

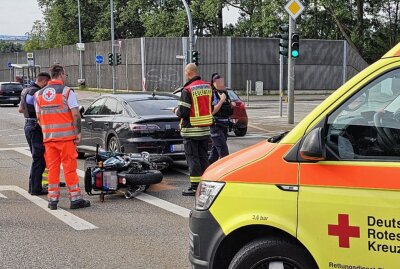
[{"left": 84, "top": 146, "right": 169, "bottom": 202}]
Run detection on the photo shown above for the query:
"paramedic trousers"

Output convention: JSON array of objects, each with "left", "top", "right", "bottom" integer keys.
[
  {"left": 44, "top": 140, "right": 82, "bottom": 203},
  {"left": 24, "top": 120, "right": 46, "bottom": 194},
  {"left": 208, "top": 124, "right": 229, "bottom": 165},
  {"left": 183, "top": 138, "right": 209, "bottom": 187}
]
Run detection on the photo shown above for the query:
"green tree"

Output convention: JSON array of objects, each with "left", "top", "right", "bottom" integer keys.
[
  {"left": 0, "top": 42, "right": 23, "bottom": 53},
  {"left": 23, "top": 20, "right": 47, "bottom": 51}
]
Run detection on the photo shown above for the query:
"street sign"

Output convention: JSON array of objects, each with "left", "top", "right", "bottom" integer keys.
[
  {"left": 96, "top": 55, "right": 104, "bottom": 64},
  {"left": 285, "top": 0, "right": 304, "bottom": 20},
  {"left": 76, "top": 42, "right": 85, "bottom": 51},
  {"left": 7, "top": 61, "right": 12, "bottom": 69}
]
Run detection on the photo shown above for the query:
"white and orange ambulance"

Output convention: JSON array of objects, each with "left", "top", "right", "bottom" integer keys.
[{"left": 189, "top": 44, "right": 400, "bottom": 269}]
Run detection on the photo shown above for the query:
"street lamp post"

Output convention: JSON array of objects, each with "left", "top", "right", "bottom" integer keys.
[
  {"left": 77, "top": 0, "right": 83, "bottom": 81},
  {"left": 182, "top": 0, "right": 193, "bottom": 63}
]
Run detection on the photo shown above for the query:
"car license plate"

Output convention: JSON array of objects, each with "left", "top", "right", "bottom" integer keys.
[
  {"left": 170, "top": 144, "right": 184, "bottom": 152},
  {"left": 9, "top": 97, "right": 19, "bottom": 101}
]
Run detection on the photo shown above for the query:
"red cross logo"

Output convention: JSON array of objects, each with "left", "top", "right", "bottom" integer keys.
[
  {"left": 328, "top": 214, "right": 360, "bottom": 248},
  {"left": 43, "top": 88, "right": 56, "bottom": 102}
]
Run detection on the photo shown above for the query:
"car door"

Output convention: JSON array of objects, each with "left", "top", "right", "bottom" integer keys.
[
  {"left": 297, "top": 68, "right": 400, "bottom": 268},
  {"left": 92, "top": 97, "right": 118, "bottom": 149},
  {"left": 81, "top": 97, "right": 106, "bottom": 148}
]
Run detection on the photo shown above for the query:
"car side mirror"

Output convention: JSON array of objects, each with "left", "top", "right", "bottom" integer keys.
[
  {"left": 79, "top": 106, "right": 85, "bottom": 118},
  {"left": 299, "top": 127, "right": 326, "bottom": 162}
]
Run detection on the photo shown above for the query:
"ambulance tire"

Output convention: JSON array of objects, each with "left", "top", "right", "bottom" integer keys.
[{"left": 228, "top": 238, "right": 317, "bottom": 269}]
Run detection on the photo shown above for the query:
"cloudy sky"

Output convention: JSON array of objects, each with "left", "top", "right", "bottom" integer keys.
[{"left": 0, "top": 0, "right": 239, "bottom": 36}]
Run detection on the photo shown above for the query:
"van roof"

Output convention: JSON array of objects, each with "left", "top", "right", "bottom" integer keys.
[{"left": 382, "top": 42, "right": 400, "bottom": 58}]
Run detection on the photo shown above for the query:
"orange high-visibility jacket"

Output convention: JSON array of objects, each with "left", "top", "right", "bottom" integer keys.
[{"left": 35, "top": 83, "right": 76, "bottom": 142}]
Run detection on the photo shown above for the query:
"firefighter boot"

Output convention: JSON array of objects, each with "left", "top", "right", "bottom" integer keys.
[
  {"left": 70, "top": 199, "right": 91, "bottom": 209},
  {"left": 182, "top": 183, "right": 198, "bottom": 196}
]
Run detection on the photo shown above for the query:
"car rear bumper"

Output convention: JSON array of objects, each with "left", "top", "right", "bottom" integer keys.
[{"left": 0, "top": 96, "right": 20, "bottom": 104}]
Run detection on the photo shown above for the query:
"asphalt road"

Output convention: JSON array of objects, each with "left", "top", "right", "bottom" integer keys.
[{"left": 0, "top": 92, "right": 320, "bottom": 269}]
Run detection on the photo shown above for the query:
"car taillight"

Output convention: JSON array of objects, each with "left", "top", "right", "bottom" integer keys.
[
  {"left": 118, "top": 176, "right": 126, "bottom": 185},
  {"left": 129, "top": 123, "right": 160, "bottom": 132},
  {"left": 0, "top": 90, "right": 3, "bottom": 96},
  {"left": 95, "top": 172, "right": 103, "bottom": 188}
]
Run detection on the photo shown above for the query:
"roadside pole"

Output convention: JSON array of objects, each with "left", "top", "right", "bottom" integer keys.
[
  {"left": 110, "top": 0, "right": 116, "bottom": 93},
  {"left": 279, "top": 50, "right": 284, "bottom": 117},
  {"left": 182, "top": 0, "right": 193, "bottom": 62},
  {"left": 287, "top": 18, "right": 295, "bottom": 124}
]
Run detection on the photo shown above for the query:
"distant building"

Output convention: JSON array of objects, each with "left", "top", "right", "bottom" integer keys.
[{"left": 0, "top": 35, "right": 28, "bottom": 45}]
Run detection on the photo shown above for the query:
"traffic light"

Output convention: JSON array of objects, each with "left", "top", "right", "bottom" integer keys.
[
  {"left": 192, "top": 50, "right": 200, "bottom": 66},
  {"left": 291, "top": 33, "right": 300, "bottom": 58},
  {"left": 116, "top": 53, "right": 122, "bottom": 65},
  {"left": 278, "top": 24, "right": 289, "bottom": 57},
  {"left": 108, "top": 52, "right": 114, "bottom": 66}
]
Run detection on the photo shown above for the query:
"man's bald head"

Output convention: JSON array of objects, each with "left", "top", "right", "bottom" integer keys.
[{"left": 185, "top": 63, "right": 199, "bottom": 81}]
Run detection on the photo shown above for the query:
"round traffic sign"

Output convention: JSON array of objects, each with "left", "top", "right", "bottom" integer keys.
[
  {"left": 7, "top": 61, "right": 12, "bottom": 69},
  {"left": 95, "top": 55, "right": 104, "bottom": 64}
]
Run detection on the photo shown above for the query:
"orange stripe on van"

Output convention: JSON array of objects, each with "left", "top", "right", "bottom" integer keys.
[
  {"left": 210, "top": 143, "right": 298, "bottom": 185},
  {"left": 300, "top": 163, "right": 400, "bottom": 190}
]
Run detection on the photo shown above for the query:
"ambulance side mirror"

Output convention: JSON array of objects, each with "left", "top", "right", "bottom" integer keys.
[{"left": 299, "top": 127, "right": 326, "bottom": 162}]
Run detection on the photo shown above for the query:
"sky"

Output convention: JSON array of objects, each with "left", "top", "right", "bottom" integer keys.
[{"left": 0, "top": 0, "right": 240, "bottom": 36}]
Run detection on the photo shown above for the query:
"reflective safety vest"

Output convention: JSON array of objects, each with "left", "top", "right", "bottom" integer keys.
[
  {"left": 35, "top": 84, "right": 76, "bottom": 142},
  {"left": 180, "top": 80, "right": 213, "bottom": 138}
]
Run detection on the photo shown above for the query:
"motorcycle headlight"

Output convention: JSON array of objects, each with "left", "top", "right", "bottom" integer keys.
[{"left": 195, "top": 181, "right": 225, "bottom": 211}]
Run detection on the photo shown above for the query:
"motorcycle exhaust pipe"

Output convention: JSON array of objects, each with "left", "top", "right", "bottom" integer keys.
[{"left": 124, "top": 191, "right": 133, "bottom": 199}]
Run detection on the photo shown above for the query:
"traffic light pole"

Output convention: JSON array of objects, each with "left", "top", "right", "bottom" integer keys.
[
  {"left": 182, "top": 0, "right": 193, "bottom": 63},
  {"left": 110, "top": 0, "right": 116, "bottom": 94},
  {"left": 287, "top": 18, "right": 295, "bottom": 124},
  {"left": 279, "top": 52, "right": 283, "bottom": 117}
]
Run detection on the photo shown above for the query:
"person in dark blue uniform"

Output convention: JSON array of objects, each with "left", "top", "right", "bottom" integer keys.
[
  {"left": 208, "top": 73, "right": 234, "bottom": 165},
  {"left": 19, "top": 72, "right": 51, "bottom": 195}
]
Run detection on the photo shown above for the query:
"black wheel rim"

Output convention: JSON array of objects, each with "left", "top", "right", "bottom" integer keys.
[{"left": 251, "top": 258, "right": 303, "bottom": 269}]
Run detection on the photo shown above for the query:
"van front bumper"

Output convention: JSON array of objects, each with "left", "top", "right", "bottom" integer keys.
[{"left": 189, "top": 209, "right": 225, "bottom": 269}]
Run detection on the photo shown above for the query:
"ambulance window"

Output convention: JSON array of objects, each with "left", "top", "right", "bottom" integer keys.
[{"left": 325, "top": 69, "right": 400, "bottom": 160}]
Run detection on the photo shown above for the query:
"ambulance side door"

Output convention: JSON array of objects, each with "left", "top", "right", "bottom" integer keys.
[{"left": 297, "top": 68, "right": 400, "bottom": 268}]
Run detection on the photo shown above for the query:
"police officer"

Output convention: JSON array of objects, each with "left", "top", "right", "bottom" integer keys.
[
  {"left": 174, "top": 63, "right": 218, "bottom": 196},
  {"left": 35, "top": 64, "right": 90, "bottom": 210},
  {"left": 208, "top": 73, "right": 233, "bottom": 164},
  {"left": 19, "top": 72, "right": 51, "bottom": 195}
]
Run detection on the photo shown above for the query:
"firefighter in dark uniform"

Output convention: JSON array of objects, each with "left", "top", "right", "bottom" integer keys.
[
  {"left": 208, "top": 73, "right": 233, "bottom": 164},
  {"left": 174, "top": 63, "right": 221, "bottom": 196},
  {"left": 18, "top": 72, "right": 51, "bottom": 195}
]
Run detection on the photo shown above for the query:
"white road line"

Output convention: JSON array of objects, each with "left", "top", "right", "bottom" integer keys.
[
  {"left": 136, "top": 193, "right": 190, "bottom": 218},
  {"left": 7, "top": 113, "right": 23, "bottom": 117},
  {"left": 0, "top": 128, "right": 23, "bottom": 132},
  {"left": 0, "top": 186, "right": 97, "bottom": 230},
  {"left": 7, "top": 143, "right": 28, "bottom": 146},
  {"left": 248, "top": 124, "right": 270, "bottom": 132},
  {"left": 8, "top": 134, "right": 25, "bottom": 137},
  {"left": 11, "top": 147, "right": 191, "bottom": 219},
  {"left": 0, "top": 192, "right": 8, "bottom": 199}
]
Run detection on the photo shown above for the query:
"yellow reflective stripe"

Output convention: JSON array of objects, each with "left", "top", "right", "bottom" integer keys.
[
  {"left": 190, "top": 176, "right": 201, "bottom": 183},
  {"left": 179, "top": 101, "right": 191, "bottom": 108},
  {"left": 192, "top": 94, "right": 200, "bottom": 117}
]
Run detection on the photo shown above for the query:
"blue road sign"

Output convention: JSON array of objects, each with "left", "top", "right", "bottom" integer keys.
[
  {"left": 7, "top": 61, "right": 12, "bottom": 69},
  {"left": 95, "top": 55, "right": 104, "bottom": 64}
]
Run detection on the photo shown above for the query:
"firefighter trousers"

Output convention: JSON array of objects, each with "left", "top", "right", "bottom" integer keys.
[
  {"left": 183, "top": 138, "right": 209, "bottom": 187},
  {"left": 44, "top": 140, "right": 82, "bottom": 203}
]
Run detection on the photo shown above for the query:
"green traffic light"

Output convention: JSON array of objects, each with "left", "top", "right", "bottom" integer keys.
[{"left": 292, "top": 50, "right": 299, "bottom": 58}]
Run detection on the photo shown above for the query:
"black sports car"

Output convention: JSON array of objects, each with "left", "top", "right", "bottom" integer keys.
[{"left": 77, "top": 92, "right": 184, "bottom": 160}]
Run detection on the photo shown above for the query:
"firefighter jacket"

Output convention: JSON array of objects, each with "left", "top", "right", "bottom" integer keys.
[
  {"left": 176, "top": 76, "right": 213, "bottom": 139},
  {"left": 34, "top": 81, "right": 76, "bottom": 143}
]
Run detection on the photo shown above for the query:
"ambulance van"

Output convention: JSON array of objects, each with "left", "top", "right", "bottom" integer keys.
[{"left": 189, "top": 44, "right": 400, "bottom": 269}]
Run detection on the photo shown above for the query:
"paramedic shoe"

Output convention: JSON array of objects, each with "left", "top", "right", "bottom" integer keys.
[
  {"left": 182, "top": 187, "right": 196, "bottom": 196},
  {"left": 59, "top": 182, "right": 66, "bottom": 187},
  {"left": 70, "top": 199, "right": 91, "bottom": 209},
  {"left": 31, "top": 190, "right": 48, "bottom": 196},
  {"left": 48, "top": 201, "right": 58, "bottom": 210}
]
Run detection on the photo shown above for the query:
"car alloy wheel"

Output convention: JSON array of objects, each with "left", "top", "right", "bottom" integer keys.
[{"left": 107, "top": 136, "right": 120, "bottom": 152}]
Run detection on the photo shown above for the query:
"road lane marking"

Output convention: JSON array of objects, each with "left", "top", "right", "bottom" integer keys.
[
  {"left": 7, "top": 143, "right": 28, "bottom": 146},
  {"left": 0, "top": 192, "right": 8, "bottom": 199},
  {"left": 8, "top": 134, "right": 25, "bottom": 137},
  {"left": 11, "top": 147, "right": 192, "bottom": 219},
  {"left": 0, "top": 186, "right": 98, "bottom": 231},
  {"left": 7, "top": 113, "right": 23, "bottom": 117}
]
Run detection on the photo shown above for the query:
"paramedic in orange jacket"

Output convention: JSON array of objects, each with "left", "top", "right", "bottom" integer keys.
[{"left": 34, "top": 64, "right": 90, "bottom": 210}]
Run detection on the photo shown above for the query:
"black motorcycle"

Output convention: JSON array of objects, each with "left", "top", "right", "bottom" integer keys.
[{"left": 84, "top": 147, "right": 169, "bottom": 202}]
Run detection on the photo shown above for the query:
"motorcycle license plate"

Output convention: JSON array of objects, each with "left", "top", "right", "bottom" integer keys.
[
  {"left": 103, "top": 171, "right": 118, "bottom": 190},
  {"left": 170, "top": 144, "right": 184, "bottom": 152}
]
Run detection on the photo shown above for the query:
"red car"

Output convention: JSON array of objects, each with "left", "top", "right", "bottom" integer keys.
[{"left": 227, "top": 89, "right": 248, "bottom": 136}]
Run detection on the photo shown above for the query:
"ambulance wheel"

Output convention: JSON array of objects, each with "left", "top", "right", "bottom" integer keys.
[
  {"left": 124, "top": 170, "right": 163, "bottom": 185},
  {"left": 228, "top": 238, "right": 317, "bottom": 269}
]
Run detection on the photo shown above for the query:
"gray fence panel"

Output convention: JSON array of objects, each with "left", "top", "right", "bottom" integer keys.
[
  {"left": 297, "top": 40, "right": 343, "bottom": 66},
  {"left": 35, "top": 49, "right": 50, "bottom": 69},
  {"left": 146, "top": 38, "right": 182, "bottom": 65},
  {"left": 296, "top": 65, "right": 343, "bottom": 90}
]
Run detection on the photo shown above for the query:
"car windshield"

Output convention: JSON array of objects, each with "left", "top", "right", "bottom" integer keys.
[
  {"left": 227, "top": 89, "right": 240, "bottom": 101},
  {"left": 128, "top": 98, "right": 178, "bottom": 116}
]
